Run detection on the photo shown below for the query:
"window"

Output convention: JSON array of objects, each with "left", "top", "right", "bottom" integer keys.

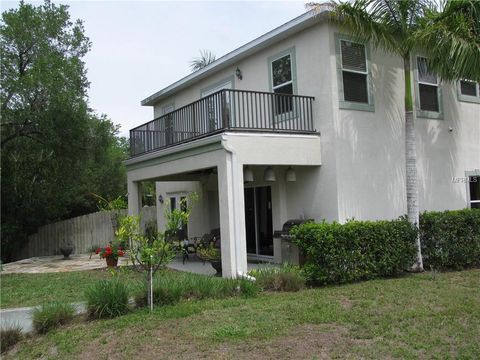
[
  {"left": 335, "top": 34, "right": 374, "bottom": 111},
  {"left": 468, "top": 176, "right": 480, "bottom": 209},
  {"left": 417, "top": 57, "right": 439, "bottom": 112},
  {"left": 458, "top": 80, "right": 480, "bottom": 103},
  {"left": 414, "top": 56, "right": 443, "bottom": 119},
  {"left": 269, "top": 48, "right": 296, "bottom": 116}
]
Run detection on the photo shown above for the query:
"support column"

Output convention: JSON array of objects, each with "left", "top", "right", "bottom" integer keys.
[
  {"left": 127, "top": 179, "right": 142, "bottom": 216},
  {"left": 217, "top": 154, "right": 247, "bottom": 278}
]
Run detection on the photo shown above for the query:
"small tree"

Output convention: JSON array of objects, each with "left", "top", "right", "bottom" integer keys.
[
  {"left": 92, "top": 193, "right": 127, "bottom": 235},
  {"left": 116, "top": 192, "right": 198, "bottom": 310}
]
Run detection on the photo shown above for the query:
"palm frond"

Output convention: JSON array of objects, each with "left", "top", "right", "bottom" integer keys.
[{"left": 189, "top": 49, "right": 216, "bottom": 72}]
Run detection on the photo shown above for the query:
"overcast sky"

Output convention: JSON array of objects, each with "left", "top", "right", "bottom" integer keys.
[{"left": 2, "top": 1, "right": 308, "bottom": 137}]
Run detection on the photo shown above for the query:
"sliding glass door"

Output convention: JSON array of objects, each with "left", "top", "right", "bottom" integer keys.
[{"left": 244, "top": 186, "right": 273, "bottom": 256}]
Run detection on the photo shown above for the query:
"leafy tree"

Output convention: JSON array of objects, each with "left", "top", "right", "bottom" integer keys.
[
  {"left": 1, "top": 1, "right": 128, "bottom": 261},
  {"left": 308, "top": 0, "right": 480, "bottom": 271},
  {"left": 190, "top": 49, "right": 216, "bottom": 72}
]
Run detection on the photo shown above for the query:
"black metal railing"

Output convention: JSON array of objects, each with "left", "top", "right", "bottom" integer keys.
[{"left": 130, "top": 89, "right": 316, "bottom": 157}]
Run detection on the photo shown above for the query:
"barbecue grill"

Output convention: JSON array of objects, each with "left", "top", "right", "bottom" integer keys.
[{"left": 273, "top": 219, "right": 312, "bottom": 264}]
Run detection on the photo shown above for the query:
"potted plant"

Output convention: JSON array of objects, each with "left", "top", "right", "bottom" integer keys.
[
  {"left": 95, "top": 242, "right": 125, "bottom": 267},
  {"left": 59, "top": 243, "right": 74, "bottom": 259},
  {"left": 197, "top": 242, "right": 222, "bottom": 276}
]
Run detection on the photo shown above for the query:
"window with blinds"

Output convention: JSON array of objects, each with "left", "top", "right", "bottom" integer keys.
[
  {"left": 340, "top": 40, "right": 369, "bottom": 104},
  {"left": 417, "top": 57, "right": 439, "bottom": 112},
  {"left": 460, "top": 80, "right": 478, "bottom": 97}
]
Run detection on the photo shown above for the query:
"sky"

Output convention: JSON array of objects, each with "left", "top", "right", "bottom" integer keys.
[{"left": 2, "top": 0, "right": 308, "bottom": 137}]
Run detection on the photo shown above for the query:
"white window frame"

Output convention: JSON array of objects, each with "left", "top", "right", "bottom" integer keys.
[
  {"left": 457, "top": 80, "right": 480, "bottom": 104},
  {"left": 465, "top": 170, "right": 480, "bottom": 209}
]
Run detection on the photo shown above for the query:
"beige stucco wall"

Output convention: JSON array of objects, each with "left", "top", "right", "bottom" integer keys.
[{"left": 142, "top": 20, "right": 479, "bottom": 224}]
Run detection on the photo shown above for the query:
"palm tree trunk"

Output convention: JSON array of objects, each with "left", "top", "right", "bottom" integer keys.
[{"left": 404, "top": 55, "right": 424, "bottom": 272}]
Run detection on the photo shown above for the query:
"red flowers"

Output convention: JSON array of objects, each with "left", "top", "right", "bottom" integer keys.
[{"left": 96, "top": 243, "right": 125, "bottom": 260}]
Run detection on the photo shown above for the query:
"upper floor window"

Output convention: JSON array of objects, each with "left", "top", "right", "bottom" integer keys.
[
  {"left": 269, "top": 48, "right": 296, "bottom": 116},
  {"left": 414, "top": 56, "right": 443, "bottom": 119},
  {"left": 335, "top": 34, "right": 374, "bottom": 112},
  {"left": 458, "top": 80, "right": 480, "bottom": 104},
  {"left": 417, "top": 57, "right": 439, "bottom": 112},
  {"left": 468, "top": 176, "right": 480, "bottom": 209}
]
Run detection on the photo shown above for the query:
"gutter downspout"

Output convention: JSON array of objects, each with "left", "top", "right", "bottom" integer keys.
[{"left": 221, "top": 135, "right": 256, "bottom": 281}]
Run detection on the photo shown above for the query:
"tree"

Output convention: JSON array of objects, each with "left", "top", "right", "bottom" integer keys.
[
  {"left": 308, "top": 0, "right": 480, "bottom": 271},
  {"left": 189, "top": 49, "right": 216, "bottom": 72},
  {"left": 0, "top": 1, "right": 128, "bottom": 261}
]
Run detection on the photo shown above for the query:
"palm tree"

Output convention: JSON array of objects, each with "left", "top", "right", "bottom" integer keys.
[
  {"left": 190, "top": 49, "right": 216, "bottom": 72},
  {"left": 308, "top": 0, "right": 480, "bottom": 271}
]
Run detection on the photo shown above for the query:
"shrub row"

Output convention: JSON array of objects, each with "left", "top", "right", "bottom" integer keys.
[
  {"left": 1, "top": 326, "right": 22, "bottom": 353},
  {"left": 134, "top": 271, "right": 259, "bottom": 307},
  {"left": 420, "top": 209, "right": 480, "bottom": 270},
  {"left": 291, "top": 218, "right": 417, "bottom": 285}
]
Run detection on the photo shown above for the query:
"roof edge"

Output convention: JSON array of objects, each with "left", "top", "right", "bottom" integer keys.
[{"left": 141, "top": 6, "right": 331, "bottom": 106}]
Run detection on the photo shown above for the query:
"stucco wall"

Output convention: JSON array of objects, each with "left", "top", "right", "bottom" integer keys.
[{"left": 143, "top": 19, "right": 479, "bottom": 224}]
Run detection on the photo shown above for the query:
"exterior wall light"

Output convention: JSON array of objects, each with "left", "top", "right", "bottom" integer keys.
[
  {"left": 235, "top": 67, "right": 243, "bottom": 80},
  {"left": 285, "top": 166, "right": 296, "bottom": 182},
  {"left": 158, "top": 195, "right": 164, "bottom": 204},
  {"left": 244, "top": 166, "right": 254, "bottom": 182},
  {"left": 264, "top": 166, "right": 276, "bottom": 182}
]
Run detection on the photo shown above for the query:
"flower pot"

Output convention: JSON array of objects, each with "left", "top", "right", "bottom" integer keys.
[
  {"left": 210, "top": 260, "right": 222, "bottom": 277},
  {"left": 59, "top": 246, "right": 74, "bottom": 259},
  {"left": 106, "top": 257, "right": 118, "bottom": 267}
]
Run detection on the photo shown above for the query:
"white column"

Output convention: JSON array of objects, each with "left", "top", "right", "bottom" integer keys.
[
  {"left": 127, "top": 179, "right": 142, "bottom": 216},
  {"left": 217, "top": 155, "right": 247, "bottom": 278}
]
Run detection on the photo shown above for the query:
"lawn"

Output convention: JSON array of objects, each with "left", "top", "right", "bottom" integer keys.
[
  {"left": 0, "top": 268, "right": 142, "bottom": 308},
  {"left": 3, "top": 269, "right": 480, "bottom": 359}
]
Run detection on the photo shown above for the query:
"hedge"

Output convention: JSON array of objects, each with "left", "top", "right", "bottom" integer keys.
[
  {"left": 291, "top": 218, "right": 417, "bottom": 285},
  {"left": 420, "top": 209, "right": 480, "bottom": 270}
]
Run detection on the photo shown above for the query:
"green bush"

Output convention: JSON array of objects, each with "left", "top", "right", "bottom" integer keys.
[
  {"left": 134, "top": 271, "right": 258, "bottom": 307},
  {"left": 85, "top": 279, "right": 130, "bottom": 318},
  {"left": 32, "top": 302, "right": 75, "bottom": 334},
  {"left": 249, "top": 264, "right": 305, "bottom": 292},
  {"left": 420, "top": 209, "right": 480, "bottom": 270},
  {"left": 291, "top": 218, "right": 417, "bottom": 285},
  {"left": 1, "top": 326, "right": 22, "bottom": 353}
]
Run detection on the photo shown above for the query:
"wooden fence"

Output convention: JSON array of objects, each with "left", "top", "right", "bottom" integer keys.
[{"left": 17, "top": 207, "right": 156, "bottom": 260}]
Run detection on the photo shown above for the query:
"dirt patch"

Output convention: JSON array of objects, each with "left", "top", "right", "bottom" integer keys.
[
  {"left": 78, "top": 322, "right": 363, "bottom": 360},
  {"left": 338, "top": 296, "right": 354, "bottom": 310}
]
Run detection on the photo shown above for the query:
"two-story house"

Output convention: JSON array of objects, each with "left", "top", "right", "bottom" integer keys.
[{"left": 125, "top": 7, "right": 480, "bottom": 278}]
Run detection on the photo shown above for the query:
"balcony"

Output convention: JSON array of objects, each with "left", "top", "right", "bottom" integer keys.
[{"left": 130, "top": 89, "right": 316, "bottom": 157}]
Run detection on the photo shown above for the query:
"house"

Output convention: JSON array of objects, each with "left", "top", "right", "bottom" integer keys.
[{"left": 125, "top": 7, "right": 480, "bottom": 278}]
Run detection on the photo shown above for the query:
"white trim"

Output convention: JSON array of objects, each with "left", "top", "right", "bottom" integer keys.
[{"left": 141, "top": 7, "right": 331, "bottom": 106}]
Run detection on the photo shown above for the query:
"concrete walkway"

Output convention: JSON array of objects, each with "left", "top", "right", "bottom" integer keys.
[{"left": 0, "top": 303, "right": 86, "bottom": 334}]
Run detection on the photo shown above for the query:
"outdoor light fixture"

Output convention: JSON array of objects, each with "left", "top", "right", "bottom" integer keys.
[
  {"left": 264, "top": 166, "right": 276, "bottom": 182},
  {"left": 285, "top": 166, "right": 296, "bottom": 182},
  {"left": 244, "top": 166, "right": 254, "bottom": 182},
  {"left": 235, "top": 67, "right": 243, "bottom": 80},
  {"left": 158, "top": 195, "right": 164, "bottom": 204}
]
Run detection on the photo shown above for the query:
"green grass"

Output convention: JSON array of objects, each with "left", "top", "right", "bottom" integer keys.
[
  {"left": 0, "top": 268, "right": 141, "bottom": 308},
  {"left": 32, "top": 302, "right": 75, "bottom": 334},
  {"left": 3, "top": 269, "right": 479, "bottom": 359}
]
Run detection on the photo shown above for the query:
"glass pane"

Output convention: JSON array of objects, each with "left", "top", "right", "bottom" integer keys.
[
  {"left": 470, "top": 176, "right": 480, "bottom": 201},
  {"left": 419, "top": 84, "right": 439, "bottom": 112},
  {"left": 471, "top": 202, "right": 480, "bottom": 209},
  {"left": 341, "top": 40, "right": 366, "bottom": 72},
  {"left": 272, "top": 55, "right": 292, "bottom": 87},
  {"left": 274, "top": 84, "right": 294, "bottom": 115},
  {"left": 256, "top": 187, "right": 273, "bottom": 256},
  {"left": 460, "top": 80, "right": 478, "bottom": 97},
  {"left": 170, "top": 197, "right": 176, "bottom": 212},
  {"left": 342, "top": 71, "right": 368, "bottom": 103},
  {"left": 417, "top": 57, "right": 437, "bottom": 84},
  {"left": 244, "top": 188, "right": 256, "bottom": 254}
]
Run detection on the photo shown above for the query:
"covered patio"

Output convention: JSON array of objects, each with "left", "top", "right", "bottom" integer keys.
[{"left": 126, "top": 131, "right": 321, "bottom": 278}]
